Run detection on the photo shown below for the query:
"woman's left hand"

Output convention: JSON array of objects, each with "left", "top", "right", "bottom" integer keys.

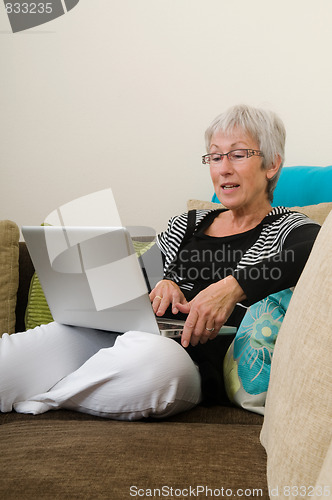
[{"left": 175, "top": 275, "right": 246, "bottom": 348}]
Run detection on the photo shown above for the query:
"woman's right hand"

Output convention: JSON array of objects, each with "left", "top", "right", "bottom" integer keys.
[{"left": 149, "top": 280, "right": 188, "bottom": 317}]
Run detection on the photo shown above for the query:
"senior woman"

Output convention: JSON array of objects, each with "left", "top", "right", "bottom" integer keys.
[
  {"left": 149, "top": 104, "right": 320, "bottom": 402},
  {"left": 0, "top": 105, "right": 320, "bottom": 419}
]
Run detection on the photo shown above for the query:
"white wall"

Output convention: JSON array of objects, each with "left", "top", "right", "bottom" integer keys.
[{"left": 1, "top": 0, "right": 332, "bottom": 233}]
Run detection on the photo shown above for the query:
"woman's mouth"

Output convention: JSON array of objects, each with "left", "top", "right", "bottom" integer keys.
[{"left": 221, "top": 183, "right": 240, "bottom": 192}]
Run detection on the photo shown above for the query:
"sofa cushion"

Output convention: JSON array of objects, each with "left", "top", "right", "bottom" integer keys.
[
  {"left": 0, "top": 220, "right": 20, "bottom": 336},
  {"left": 187, "top": 199, "right": 332, "bottom": 225},
  {"left": 0, "top": 419, "right": 268, "bottom": 499},
  {"left": 260, "top": 210, "right": 332, "bottom": 491},
  {"left": 223, "top": 288, "right": 293, "bottom": 415}
]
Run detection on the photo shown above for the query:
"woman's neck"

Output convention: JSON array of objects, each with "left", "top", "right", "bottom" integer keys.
[
  {"left": 227, "top": 203, "right": 272, "bottom": 231},
  {"left": 205, "top": 203, "right": 273, "bottom": 237}
]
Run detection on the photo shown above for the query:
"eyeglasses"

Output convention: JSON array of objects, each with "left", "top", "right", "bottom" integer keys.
[{"left": 202, "top": 149, "right": 264, "bottom": 165}]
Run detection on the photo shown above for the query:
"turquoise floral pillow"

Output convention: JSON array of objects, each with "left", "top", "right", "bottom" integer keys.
[{"left": 223, "top": 288, "right": 293, "bottom": 415}]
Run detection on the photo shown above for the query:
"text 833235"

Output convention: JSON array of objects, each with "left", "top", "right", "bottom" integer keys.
[{"left": 5, "top": 2, "right": 53, "bottom": 14}]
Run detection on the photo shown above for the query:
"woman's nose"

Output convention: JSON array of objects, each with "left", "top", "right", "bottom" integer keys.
[{"left": 215, "top": 157, "right": 234, "bottom": 175}]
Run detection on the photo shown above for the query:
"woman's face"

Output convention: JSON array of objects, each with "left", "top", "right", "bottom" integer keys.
[{"left": 209, "top": 128, "right": 274, "bottom": 213}]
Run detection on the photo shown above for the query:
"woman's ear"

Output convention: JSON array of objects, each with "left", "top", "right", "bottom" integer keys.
[{"left": 266, "top": 154, "right": 282, "bottom": 180}]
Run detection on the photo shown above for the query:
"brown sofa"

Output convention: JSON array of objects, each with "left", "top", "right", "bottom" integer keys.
[
  {"left": 1, "top": 200, "right": 332, "bottom": 499},
  {"left": 1, "top": 240, "right": 268, "bottom": 499}
]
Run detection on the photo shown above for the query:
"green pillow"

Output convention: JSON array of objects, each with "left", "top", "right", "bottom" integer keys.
[
  {"left": 0, "top": 220, "right": 20, "bottom": 335},
  {"left": 24, "top": 240, "right": 156, "bottom": 330},
  {"left": 132, "top": 240, "right": 155, "bottom": 256},
  {"left": 223, "top": 288, "right": 293, "bottom": 415},
  {"left": 25, "top": 272, "right": 54, "bottom": 330}
]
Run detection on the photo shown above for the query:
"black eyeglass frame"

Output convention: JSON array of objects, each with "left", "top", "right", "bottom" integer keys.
[{"left": 202, "top": 149, "right": 264, "bottom": 164}]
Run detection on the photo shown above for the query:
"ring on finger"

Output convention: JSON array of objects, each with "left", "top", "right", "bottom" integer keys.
[
  {"left": 205, "top": 326, "right": 215, "bottom": 332},
  {"left": 155, "top": 295, "right": 162, "bottom": 300}
]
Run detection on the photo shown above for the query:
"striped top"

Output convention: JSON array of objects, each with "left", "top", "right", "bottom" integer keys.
[{"left": 156, "top": 207, "right": 320, "bottom": 308}]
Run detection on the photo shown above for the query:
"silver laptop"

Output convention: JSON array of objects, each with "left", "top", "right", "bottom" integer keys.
[{"left": 22, "top": 225, "right": 236, "bottom": 338}]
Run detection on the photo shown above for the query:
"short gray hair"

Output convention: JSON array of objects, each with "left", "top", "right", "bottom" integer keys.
[{"left": 205, "top": 104, "right": 286, "bottom": 202}]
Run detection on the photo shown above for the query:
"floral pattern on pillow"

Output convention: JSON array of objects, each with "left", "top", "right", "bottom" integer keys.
[{"left": 223, "top": 288, "right": 293, "bottom": 414}]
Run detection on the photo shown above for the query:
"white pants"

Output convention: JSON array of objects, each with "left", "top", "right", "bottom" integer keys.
[{"left": 0, "top": 323, "right": 201, "bottom": 420}]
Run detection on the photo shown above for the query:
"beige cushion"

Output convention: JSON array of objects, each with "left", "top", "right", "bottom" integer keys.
[
  {"left": 187, "top": 199, "right": 225, "bottom": 211},
  {"left": 260, "top": 210, "right": 332, "bottom": 492},
  {"left": 0, "top": 220, "right": 20, "bottom": 335},
  {"left": 187, "top": 199, "right": 332, "bottom": 225},
  {"left": 315, "top": 437, "right": 332, "bottom": 495},
  {"left": 291, "top": 201, "right": 332, "bottom": 225}
]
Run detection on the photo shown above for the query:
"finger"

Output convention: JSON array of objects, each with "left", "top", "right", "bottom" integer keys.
[
  {"left": 172, "top": 295, "right": 187, "bottom": 314},
  {"left": 211, "top": 319, "right": 225, "bottom": 339},
  {"left": 208, "top": 330, "right": 219, "bottom": 341},
  {"left": 181, "top": 310, "right": 198, "bottom": 348},
  {"left": 204, "top": 321, "right": 224, "bottom": 341},
  {"left": 175, "top": 302, "right": 191, "bottom": 315},
  {"left": 195, "top": 314, "right": 223, "bottom": 344},
  {"left": 189, "top": 330, "right": 203, "bottom": 347},
  {"left": 149, "top": 289, "right": 161, "bottom": 303},
  {"left": 199, "top": 323, "right": 216, "bottom": 344},
  {"left": 204, "top": 322, "right": 216, "bottom": 334},
  {"left": 151, "top": 294, "right": 163, "bottom": 314},
  {"left": 199, "top": 334, "right": 210, "bottom": 344},
  {"left": 156, "top": 296, "right": 171, "bottom": 316}
]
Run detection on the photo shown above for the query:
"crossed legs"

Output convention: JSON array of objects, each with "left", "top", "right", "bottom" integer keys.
[{"left": 0, "top": 323, "right": 201, "bottom": 420}]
